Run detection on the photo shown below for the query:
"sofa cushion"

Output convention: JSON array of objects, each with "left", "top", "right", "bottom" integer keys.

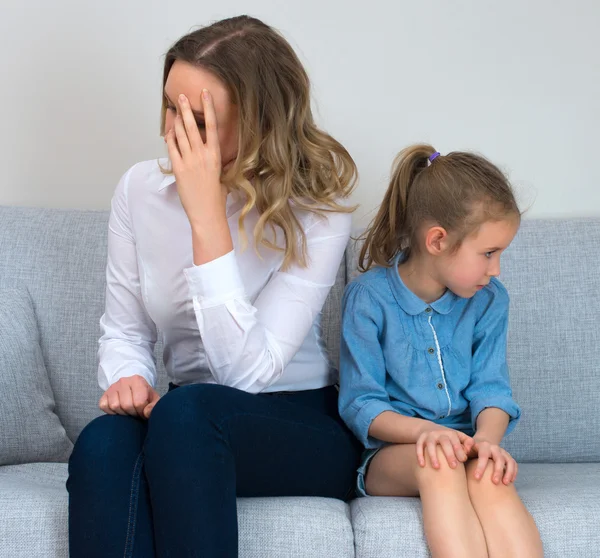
[
  {"left": 350, "top": 462, "right": 600, "bottom": 558},
  {"left": 0, "top": 288, "right": 73, "bottom": 465},
  {"left": 0, "top": 463, "right": 355, "bottom": 558}
]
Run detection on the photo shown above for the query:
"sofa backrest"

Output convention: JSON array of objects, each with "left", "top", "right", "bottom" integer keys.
[
  {"left": 0, "top": 206, "right": 345, "bottom": 442},
  {"left": 346, "top": 219, "right": 600, "bottom": 463},
  {"left": 1, "top": 206, "right": 599, "bottom": 462}
]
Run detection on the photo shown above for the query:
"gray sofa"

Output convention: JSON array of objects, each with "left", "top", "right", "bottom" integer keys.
[{"left": 0, "top": 206, "right": 598, "bottom": 557}]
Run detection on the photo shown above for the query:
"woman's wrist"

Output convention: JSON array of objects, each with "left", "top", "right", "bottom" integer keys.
[{"left": 191, "top": 217, "right": 233, "bottom": 266}]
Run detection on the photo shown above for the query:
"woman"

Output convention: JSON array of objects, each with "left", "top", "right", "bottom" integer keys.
[{"left": 67, "top": 15, "right": 362, "bottom": 558}]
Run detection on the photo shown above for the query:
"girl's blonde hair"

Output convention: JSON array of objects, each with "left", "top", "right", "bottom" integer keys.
[
  {"left": 359, "top": 144, "right": 520, "bottom": 271},
  {"left": 161, "top": 16, "right": 357, "bottom": 269}
]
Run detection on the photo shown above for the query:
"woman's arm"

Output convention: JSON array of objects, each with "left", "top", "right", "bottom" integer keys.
[
  {"left": 185, "top": 210, "right": 352, "bottom": 392},
  {"left": 98, "top": 165, "right": 158, "bottom": 391}
]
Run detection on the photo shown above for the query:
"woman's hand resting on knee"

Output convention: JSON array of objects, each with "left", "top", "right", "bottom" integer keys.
[
  {"left": 416, "top": 425, "right": 475, "bottom": 469},
  {"left": 98, "top": 375, "right": 160, "bottom": 419}
]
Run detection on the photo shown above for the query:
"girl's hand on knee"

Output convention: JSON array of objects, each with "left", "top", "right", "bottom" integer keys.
[
  {"left": 470, "top": 440, "right": 518, "bottom": 485},
  {"left": 98, "top": 375, "right": 160, "bottom": 420},
  {"left": 416, "top": 427, "right": 474, "bottom": 469}
]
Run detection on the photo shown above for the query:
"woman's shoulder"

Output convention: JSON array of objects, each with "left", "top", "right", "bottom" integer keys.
[{"left": 114, "top": 159, "right": 171, "bottom": 201}]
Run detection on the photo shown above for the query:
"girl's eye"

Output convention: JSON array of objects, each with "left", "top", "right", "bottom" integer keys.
[
  {"left": 166, "top": 104, "right": 176, "bottom": 113},
  {"left": 485, "top": 251, "right": 495, "bottom": 259}
]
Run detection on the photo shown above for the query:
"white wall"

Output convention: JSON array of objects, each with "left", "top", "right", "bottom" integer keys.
[{"left": 1, "top": 0, "right": 598, "bottom": 224}]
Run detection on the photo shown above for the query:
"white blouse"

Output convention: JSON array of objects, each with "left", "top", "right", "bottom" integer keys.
[{"left": 98, "top": 159, "right": 351, "bottom": 394}]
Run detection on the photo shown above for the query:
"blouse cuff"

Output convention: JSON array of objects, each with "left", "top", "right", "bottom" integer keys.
[{"left": 184, "top": 250, "right": 246, "bottom": 308}]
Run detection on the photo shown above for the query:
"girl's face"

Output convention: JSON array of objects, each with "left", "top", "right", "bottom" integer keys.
[
  {"left": 438, "top": 218, "right": 520, "bottom": 299},
  {"left": 163, "top": 61, "right": 239, "bottom": 168}
]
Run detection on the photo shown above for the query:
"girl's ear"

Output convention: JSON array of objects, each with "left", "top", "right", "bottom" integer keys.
[{"left": 424, "top": 226, "right": 451, "bottom": 256}]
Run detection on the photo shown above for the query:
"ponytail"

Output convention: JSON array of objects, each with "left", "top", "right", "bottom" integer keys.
[{"left": 358, "top": 144, "right": 437, "bottom": 271}]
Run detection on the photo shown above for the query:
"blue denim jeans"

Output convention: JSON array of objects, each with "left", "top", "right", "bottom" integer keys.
[{"left": 67, "top": 383, "right": 361, "bottom": 558}]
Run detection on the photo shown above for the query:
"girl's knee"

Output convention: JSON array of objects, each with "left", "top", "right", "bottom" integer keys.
[
  {"left": 415, "top": 445, "right": 466, "bottom": 486},
  {"left": 466, "top": 459, "right": 516, "bottom": 497}
]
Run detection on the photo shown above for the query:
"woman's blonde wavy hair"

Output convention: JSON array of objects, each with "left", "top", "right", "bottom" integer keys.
[{"left": 160, "top": 15, "right": 357, "bottom": 269}]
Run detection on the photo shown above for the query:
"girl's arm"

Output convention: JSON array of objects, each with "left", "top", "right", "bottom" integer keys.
[
  {"left": 369, "top": 411, "right": 442, "bottom": 444},
  {"left": 474, "top": 407, "right": 509, "bottom": 445},
  {"left": 339, "top": 282, "right": 442, "bottom": 448},
  {"left": 465, "top": 280, "right": 521, "bottom": 436}
]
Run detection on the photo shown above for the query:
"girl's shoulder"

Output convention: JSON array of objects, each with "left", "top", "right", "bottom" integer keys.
[
  {"left": 348, "top": 265, "right": 389, "bottom": 290},
  {"left": 343, "top": 266, "right": 392, "bottom": 309}
]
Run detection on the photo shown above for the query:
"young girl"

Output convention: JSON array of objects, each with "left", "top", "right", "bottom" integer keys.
[
  {"left": 68, "top": 16, "right": 361, "bottom": 558},
  {"left": 339, "top": 145, "right": 543, "bottom": 557}
]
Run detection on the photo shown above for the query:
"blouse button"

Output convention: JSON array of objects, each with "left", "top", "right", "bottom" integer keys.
[
  {"left": 437, "top": 383, "right": 444, "bottom": 390},
  {"left": 425, "top": 307, "right": 432, "bottom": 313},
  {"left": 428, "top": 347, "right": 435, "bottom": 354}
]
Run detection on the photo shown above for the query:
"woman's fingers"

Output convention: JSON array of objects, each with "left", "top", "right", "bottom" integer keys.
[
  {"left": 165, "top": 128, "right": 182, "bottom": 166},
  {"left": 178, "top": 94, "right": 203, "bottom": 151},
  {"left": 143, "top": 390, "right": 161, "bottom": 419},
  {"left": 107, "top": 389, "right": 126, "bottom": 416},
  {"left": 118, "top": 385, "right": 137, "bottom": 417},
  {"left": 98, "top": 393, "right": 113, "bottom": 415},
  {"left": 201, "top": 89, "right": 219, "bottom": 154},
  {"left": 173, "top": 114, "right": 191, "bottom": 157}
]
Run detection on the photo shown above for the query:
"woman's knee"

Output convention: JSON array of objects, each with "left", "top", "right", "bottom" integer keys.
[
  {"left": 68, "top": 414, "right": 146, "bottom": 478},
  {"left": 149, "top": 384, "right": 234, "bottom": 427},
  {"left": 146, "top": 384, "right": 237, "bottom": 448}
]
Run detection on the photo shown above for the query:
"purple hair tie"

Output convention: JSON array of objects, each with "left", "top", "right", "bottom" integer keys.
[{"left": 429, "top": 151, "right": 441, "bottom": 163}]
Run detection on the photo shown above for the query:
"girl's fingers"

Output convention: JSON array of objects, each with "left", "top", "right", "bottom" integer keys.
[
  {"left": 452, "top": 434, "right": 468, "bottom": 462},
  {"left": 426, "top": 440, "right": 440, "bottom": 469},
  {"left": 492, "top": 449, "right": 505, "bottom": 484},
  {"left": 503, "top": 457, "right": 516, "bottom": 485},
  {"left": 439, "top": 436, "right": 458, "bottom": 468},
  {"left": 178, "top": 94, "right": 203, "bottom": 151},
  {"left": 173, "top": 115, "right": 191, "bottom": 157},
  {"left": 474, "top": 448, "right": 489, "bottom": 480},
  {"left": 416, "top": 437, "right": 426, "bottom": 467}
]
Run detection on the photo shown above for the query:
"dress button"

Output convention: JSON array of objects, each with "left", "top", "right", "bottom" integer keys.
[
  {"left": 437, "top": 383, "right": 444, "bottom": 390},
  {"left": 428, "top": 347, "right": 435, "bottom": 354},
  {"left": 425, "top": 307, "right": 432, "bottom": 313},
  {"left": 440, "top": 415, "right": 446, "bottom": 419}
]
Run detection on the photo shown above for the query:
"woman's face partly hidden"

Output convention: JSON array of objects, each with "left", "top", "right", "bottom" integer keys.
[{"left": 163, "top": 60, "right": 239, "bottom": 167}]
